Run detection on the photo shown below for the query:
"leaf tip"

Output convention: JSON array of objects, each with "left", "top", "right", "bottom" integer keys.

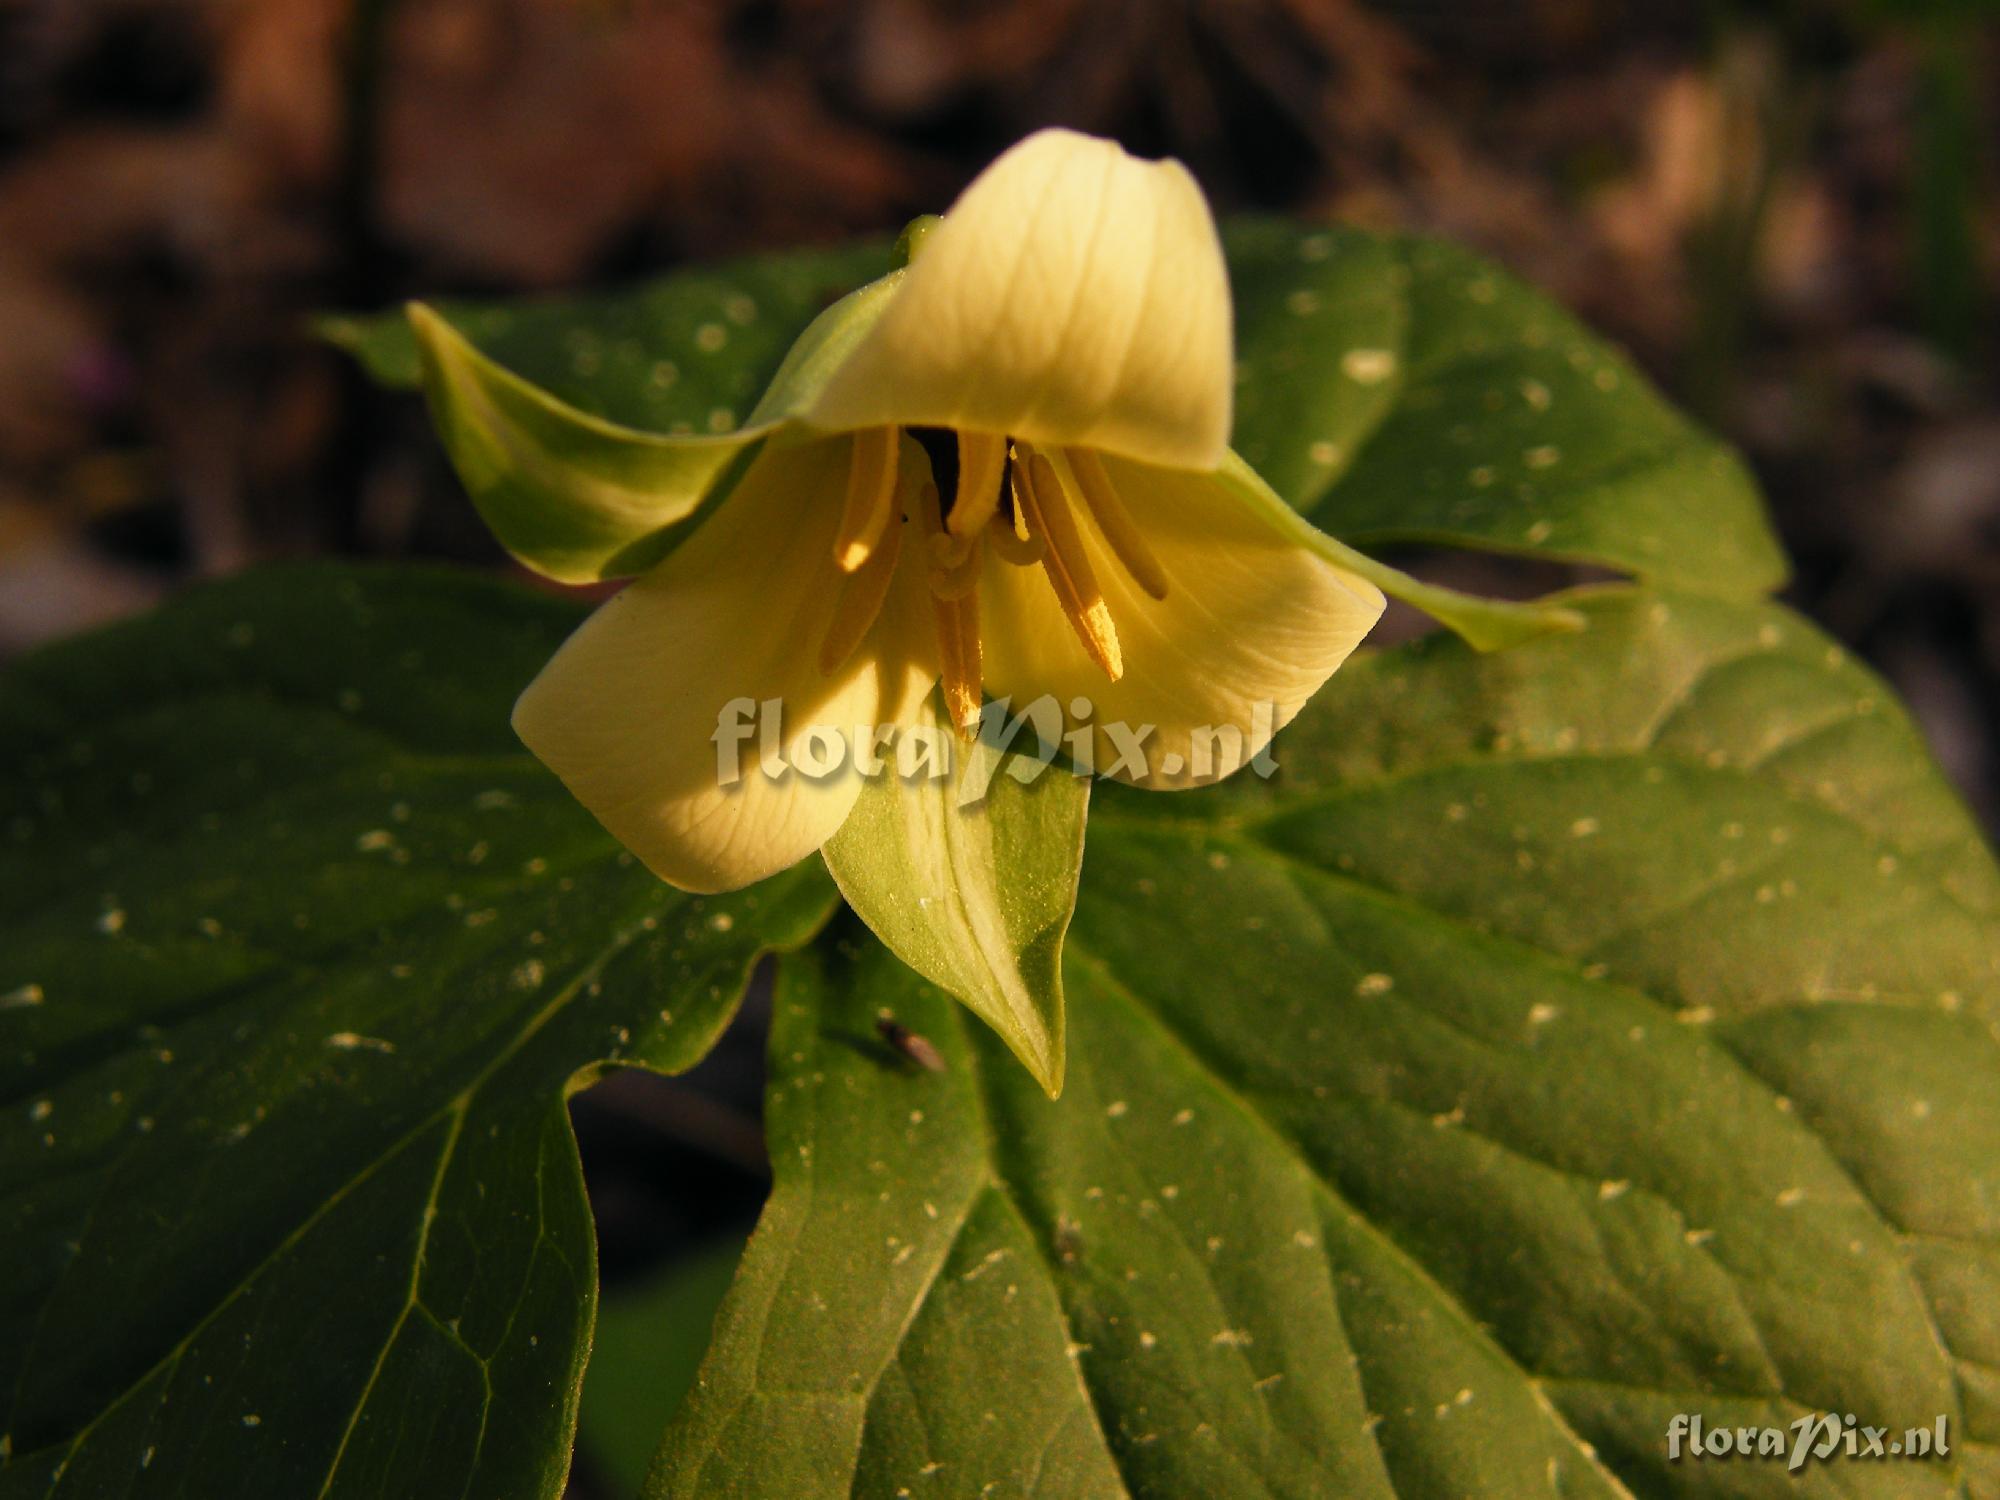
[
  {"left": 1389, "top": 588, "right": 1589, "bottom": 654},
  {"left": 404, "top": 300, "right": 466, "bottom": 371},
  {"left": 404, "top": 297, "right": 446, "bottom": 333},
  {"left": 1027, "top": 1034, "right": 1066, "bottom": 1100},
  {"left": 1462, "top": 599, "right": 1587, "bottom": 652}
]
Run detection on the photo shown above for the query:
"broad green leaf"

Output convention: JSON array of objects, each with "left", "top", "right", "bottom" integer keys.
[
  {"left": 823, "top": 695, "right": 1089, "bottom": 1098},
  {"left": 1227, "top": 221, "right": 1789, "bottom": 596},
  {"left": 0, "top": 566, "right": 837, "bottom": 1499},
  {"left": 652, "top": 588, "right": 1999, "bottom": 1498}
]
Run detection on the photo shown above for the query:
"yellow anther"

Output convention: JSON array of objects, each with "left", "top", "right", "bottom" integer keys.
[
  {"left": 817, "top": 501, "right": 904, "bottom": 674},
  {"left": 934, "top": 597, "right": 983, "bottom": 736},
  {"left": 1064, "top": 447, "right": 1168, "bottom": 601},
  {"left": 833, "top": 425, "right": 899, "bottom": 572},
  {"left": 1015, "top": 448, "right": 1122, "bottom": 682},
  {"left": 947, "top": 430, "right": 1009, "bottom": 538}
]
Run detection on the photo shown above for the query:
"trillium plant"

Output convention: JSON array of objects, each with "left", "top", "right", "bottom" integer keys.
[
  {"left": 414, "top": 132, "right": 1566, "bottom": 1093},
  {"left": 4, "top": 129, "right": 1995, "bottom": 1500}
]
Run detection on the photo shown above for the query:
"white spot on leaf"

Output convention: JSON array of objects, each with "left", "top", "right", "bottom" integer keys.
[{"left": 1341, "top": 349, "right": 1397, "bottom": 385}]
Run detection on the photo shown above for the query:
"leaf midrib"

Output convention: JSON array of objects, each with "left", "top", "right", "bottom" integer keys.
[{"left": 16, "top": 884, "right": 668, "bottom": 1491}]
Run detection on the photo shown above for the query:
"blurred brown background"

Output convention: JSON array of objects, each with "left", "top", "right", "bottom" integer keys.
[{"left": 0, "top": 0, "right": 1994, "bottom": 804}]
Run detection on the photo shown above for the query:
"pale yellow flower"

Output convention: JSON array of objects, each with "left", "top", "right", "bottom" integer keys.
[{"left": 415, "top": 129, "right": 1385, "bottom": 893}]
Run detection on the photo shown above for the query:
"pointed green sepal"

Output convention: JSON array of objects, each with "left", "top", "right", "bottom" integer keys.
[
  {"left": 1310, "top": 531, "right": 1587, "bottom": 651},
  {"left": 407, "top": 302, "right": 755, "bottom": 583},
  {"left": 822, "top": 694, "right": 1087, "bottom": 1096},
  {"left": 406, "top": 271, "right": 905, "bottom": 584},
  {"left": 1217, "top": 450, "right": 1584, "bottom": 652}
]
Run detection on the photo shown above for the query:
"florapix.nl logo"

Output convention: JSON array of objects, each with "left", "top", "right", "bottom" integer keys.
[
  {"left": 710, "top": 694, "right": 1283, "bottom": 805},
  {"left": 1666, "top": 1412, "right": 1950, "bottom": 1474}
]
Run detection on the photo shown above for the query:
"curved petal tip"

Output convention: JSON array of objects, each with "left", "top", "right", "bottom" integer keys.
[{"left": 807, "top": 130, "right": 1234, "bottom": 471}]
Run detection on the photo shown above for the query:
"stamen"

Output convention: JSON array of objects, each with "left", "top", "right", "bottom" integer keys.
[
  {"left": 928, "top": 527, "right": 978, "bottom": 571},
  {"left": 927, "top": 530, "right": 982, "bottom": 601},
  {"left": 1015, "top": 448, "right": 1123, "bottom": 681},
  {"left": 987, "top": 502, "right": 1044, "bottom": 565},
  {"left": 833, "top": 425, "right": 899, "bottom": 572},
  {"left": 1007, "top": 459, "right": 1033, "bottom": 543},
  {"left": 947, "top": 431, "right": 1008, "bottom": 538},
  {"left": 917, "top": 482, "right": 983, "bottom": 736},
  {"left": 1064, "top": 447, "right": 1169, "bottom": 601},
  {"left": 934, "top": 597, "right": 982, "bottom": 736},
  {"left": 908, "top": 427, "right": 959, "bottom": 512},
  {"left": 817, "top": 500, "right": 904, "bottom": 674}
]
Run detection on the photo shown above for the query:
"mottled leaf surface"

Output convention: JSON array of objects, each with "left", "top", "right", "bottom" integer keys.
[
  {"left": 653, "top": 590, "right": 1999, "bottom": 1499},
  {"left": 0, "top": 567, "right": 835, "bottom": 1500},
  {"left": 1226, "top": 221, "right": 1787, "bottom": 596}
]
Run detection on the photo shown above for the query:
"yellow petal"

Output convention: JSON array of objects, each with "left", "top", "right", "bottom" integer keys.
[
  {"left": 802, "top": 130, "right": 1233, "bottom": 471},
  {"left": 514, "top": 438, "right": 936, "bottom": 892},
  {"left": 979, "top": 450, "right": 1384, "bottom": 788},
  {"left": 1063, "top": 445, "right": 1168, "bottom": 601}
]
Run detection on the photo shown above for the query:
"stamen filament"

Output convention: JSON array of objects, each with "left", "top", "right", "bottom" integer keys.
[
  {"left": 1009, "top": 460, "right": 1034, "bottom": 542},
  {"left": 816, "top": 500, "right": 904, "bottom": 674},
  {"left": 833, "top": 425, "right": 899, "bottom": 572},
  {"left": 917, "top": 481, "right": 983, "bottom": 736},
  {"left": 1016, "top": 447, "right": 1123, "bottom": 681},
  {"left": 987, "top": 497, "right": 1044, "bottom": 565},
  {"left": 927, "top": 530, "right": 982, "bottom": 601},
  {"left": 928, "top": 528, "right": 978, "bottom": 571},
  {"left": 947, "top": 431, "right": 1009, "bottom": 538},
  {"left": 1064, "top": 447, "right": 1169, "bottom": 601}
]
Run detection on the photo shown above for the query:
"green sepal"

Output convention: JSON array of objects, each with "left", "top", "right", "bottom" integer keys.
[
  {"left": 1218, "top": 450, "right": 1585, "bottom": 652},
  {"left": 822, "top": 692, "right": 1088, "bottom": 1097},
  {"left": 406, "top": 271, "right": 904, "bottom": 584},
  {"left": 407, "top": 303, "right": 757, "bottom": 583}
]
